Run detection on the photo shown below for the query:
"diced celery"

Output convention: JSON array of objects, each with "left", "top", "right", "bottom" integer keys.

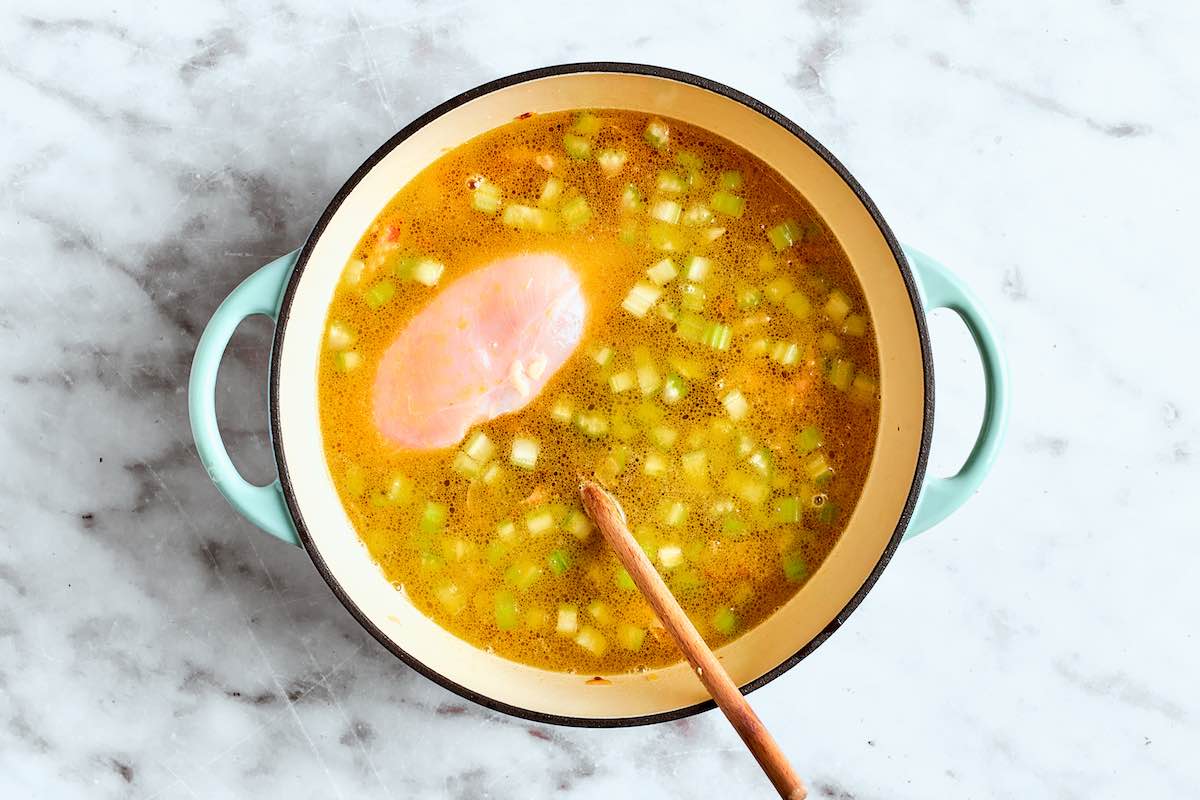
[
  {"left": 606, "top": 370, "right": 635, "bottom": 395},
  {"left": 556, "top": 605, "right": 579, "bottom": 635},
  {"left": 843, "top": 313, "right": 868, "bottom": 337},
  {"left": 419, "top": 501, "right": 447, "bottom": 535},
  {"left": 680, "top": 283, "right": 706, "bottom": 313},
  {"left": 419, "top": 551, "right": 445, "bottom": 571},
  {"left": 644, "top": 118, "right": 669, "bottom": 149},
  {"left": 615, "top": 567, "right": 637, "bottom": 591},
  {"left": 496, "top": 519, "right": 518, "bottom": 543},
  {"left": 710, "top": 190, "right": 745, "bottom": 218},
  {"left": 795, "top": 425, "right": 824, "bottom": 454},
  {"left": 538, "top": 176, "right": 564, "bottom": 206},
  {"left": 719, "top": 170, "right": 743, "bottom": 190},
  {"left": 597, "top": 148, "right": 628, "bottom": 177},
  {"left": 764, "top": 276, "right": 795, "bottom": 304},
  {"left": 560, "top": 196, "right": 591, "bottom": 230},
  {"left": 493, "top": 590, "right": 520, "bottom": 629},
  {"left": 382, "top": 473, "right": 414, "bottom": 505},
  {"left": 819, "top": 331, "right": 842, "bottom": 353},
  {"left": 616, "top": 622, "right": 646, "bottom": 651},
  {"left": 782, "top": 552, "right": 809, "bottom": 583},
  {"left": 803, "top": 452, "right": 834, "bottom": 484},
  {"left": 505, "top": 559, "right": 543, "bottom": 590},
  {"left": 770, "top": 341, "right": 801, "bottom": 366},
  {"left": 451, "top": 451, "right": 483, "bottom": 479},
  {"left": 574, "top": 625, "right": 608, "bottom": 656},
  {"left": 575, "top": 412, "right": 609, "bottom": 439},
  {"left": 774, "top": 495, "right": 802, "bottom": 524},
  {"left": 471, "top": 178, "right": 502, "bottom": 214},
  {"left": 784, "top": 290, "right": 811, "bottom": 319},
  {"left": 563, "top": 133, "right": 590, "bottom": 159},
  {"left": 621, "top": 183, "right": 644, "bottom": 212},
  {"left": 722, "top": 389, "right": 749, "bottom": 421},
  {"left": 502, "top": 204, "right": 557, "bottom": 232},
  {"left": 745, "top": 338, "right": 769, "bottom": 358},
  {"left": 681, "top": 204, "right": 714, "bottom": 227},
  {"left": 722, "top": 514, "right": 747, "bottom": 537},
  {"left": 463, "top": 431, "right": 495, "bottom": 464},
  {"left": 364, "top": 280, "right": 395, "bottom": 309},
  {"left": 563, "top": 509, "right": 593, "bottom": 540},
  {"left": 757, "top": 252, "right": 777, "bottom": 272},
  {"left": 597, "top": 444, "right": 632, "bottom": 484},
  {"left": 661, "top": 501, "right": 687, "bottom": 527},
  {"left": 725, "top": 469, "right": 768, "bottom": 505},
  {"left": 767, "top": 219, "right": 803, "bottom": 251},
  {"left": 662, "top": 372, "right": 688, "bottom": 404},
  {"left": 621, "top": 281, "right": 662, "bottom": 318},
  {"left": 481, "top": 463, "right": 504, "bottom": 486},
  {"left": 735, "top": 285, "right": 761, "bottom": 310},
  {"left": 825, "top": 289, "right": 853, "bottom": 324},
  {"left": 434, "top": 580, "right": 467, "bottom": 615},
  {"left": 649, "top": 199, "right": 682, "bottom": 225},
  {"left": 675, "top": 312, "right": 706, "bottom": 343},
  {"left": 647, "top": 426, "right": 678, "bottom": 450},
  {"left": 636, "top": 362, "right": 661, "bottom": 396},
  {"left": 547, "top": 549, "right": 571, "bottom": 575},
  {"left": 525, "top": 607, "right": 550, "bottom": 630},
  {"left": 656, "top": 303, "right": 679, "bottom": 323},
  {"left": 680, "top": 450, "right": 708, "bottom": 485},
  {"left": 817, "top": 500, "right": 839, "bottom": 525},
  {"left": 702, "top": 322, "right": 732, "bottom": 350},
  {"left": 684, "top": 256, "right": 712, "bottom": 282},
  {"left": 712, "top": 607, "right": 738, "bottom": 635},
  {"left": 341, "top": 259, "right": 365, "bottom": 288},
  {"left": 668, "top": 356, "right": 706, "bottom": 380},
  {"left": 591, "top": 345, "right": 614, "bottom": 367},
  {"left": 658, "top": 543, "right": 684, "bottom": 568},
  {"left": 646, "top": 258, "right": 678, "bottom": 286},
  {"left": 587, "top": 600, "right": 615, "bottom": 627},
  {"left": 648, "top": 221, "right": 688, "bottom": 251},
  {"left": 850, "top": 373, "right": 878, "bottom": 403},
  {"left": 829, "top": 358, "right": 854, "bottom": 391},
  {"left": 675, "top": 150, "right": 703, "bottom": 170},
  {"left": 525, "top": 506, "right": 556, "bottom": 536},
  {"left": 326, "top": 321, "right": 356, "bottom": 350},
  {"left": 643, "top": 451, "right": 670, "bottom": 476},
  {"left": 442, "top": 538, "right": 472, "bottom": 562},
  {"left": 550, "top": 396, "right": 574, "bottom": 424},
  {"left": 703, "top": 226, "right": 726, "bottom": 241},
  {"left": 509, "top": 436, "right": 540, "bottom": 469},
  {"left": 747, "top": 447, "right": 773, "bottom": 477},
  {"left": 611, "top": 409, "right": 637, "bottom": 441},
  {"left": 656, "top": 171, "right": 687, "bottom": 194},
  {"left": 333, "top": 351, "right": 362, "bottom": 372},
  {"left": 573, "top": 111, "right": 602, "bottom": 135},
  {"left": 735, "top": 431, "right": 756, "bottom": 458}
]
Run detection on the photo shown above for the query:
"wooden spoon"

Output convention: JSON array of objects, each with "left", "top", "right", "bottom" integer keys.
[{"left": 580, "top": 480, "right": 807, "bottom": 800}]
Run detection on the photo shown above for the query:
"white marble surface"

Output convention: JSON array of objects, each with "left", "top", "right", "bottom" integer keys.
[{"left": 2, "top": 1, "right": 1197, "bottom": 797}]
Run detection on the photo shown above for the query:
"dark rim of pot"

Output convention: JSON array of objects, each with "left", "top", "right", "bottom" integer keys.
[{"left": 269, "top": 61, "right": 934, "bottom": 729}]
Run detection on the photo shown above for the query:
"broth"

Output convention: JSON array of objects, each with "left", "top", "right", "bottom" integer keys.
[{"left": 317, "top": 109, "right": 879, "bottom": 672}]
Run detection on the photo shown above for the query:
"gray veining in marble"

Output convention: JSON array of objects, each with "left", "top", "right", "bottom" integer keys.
[{"left": 1, "top": 1, "right": 1197, "bottom": 798}]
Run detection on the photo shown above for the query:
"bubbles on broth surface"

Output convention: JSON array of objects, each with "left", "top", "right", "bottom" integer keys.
[{"left": 317, "top": 109, "right": 879, "bottom": 672}]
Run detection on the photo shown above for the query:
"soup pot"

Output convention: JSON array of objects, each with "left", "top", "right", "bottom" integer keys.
[{"left": 188, "top": 63, "right": 1009, "bottom": 727}]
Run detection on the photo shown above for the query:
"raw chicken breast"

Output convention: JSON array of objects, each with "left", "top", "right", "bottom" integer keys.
[{"left": 372, "top": 253, "right": 586, "bottom": 449}]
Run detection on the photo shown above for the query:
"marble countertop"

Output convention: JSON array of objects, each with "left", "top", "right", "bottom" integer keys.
[{"left": 2, "top": 1, "right": 1196, "bottom": 797}]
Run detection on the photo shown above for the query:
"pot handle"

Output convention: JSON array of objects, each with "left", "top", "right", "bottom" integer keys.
[
  {"left": 903, "top": 246, "right": 1010, "bottom": 538},
  {"left": 188, "top": 250, "right": 302, "bottom": 546}
]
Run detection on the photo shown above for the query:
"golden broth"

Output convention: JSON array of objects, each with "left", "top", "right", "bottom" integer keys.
[{"left": 318, "top": 110, "right": 879, "bottom": 672}]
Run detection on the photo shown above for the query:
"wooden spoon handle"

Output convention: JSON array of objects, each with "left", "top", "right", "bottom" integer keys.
[{"left": 580, "top": 481, "right": 807, "bottom": 800}]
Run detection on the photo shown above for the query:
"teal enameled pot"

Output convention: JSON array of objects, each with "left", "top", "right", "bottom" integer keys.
[{"left": 188, "top": 63, "right": 1010, "bottom": 727}]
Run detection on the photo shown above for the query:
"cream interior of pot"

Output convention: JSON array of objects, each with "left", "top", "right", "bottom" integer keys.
[{"left": 274, "top": 71, "right": 927, "bottom": 721}]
